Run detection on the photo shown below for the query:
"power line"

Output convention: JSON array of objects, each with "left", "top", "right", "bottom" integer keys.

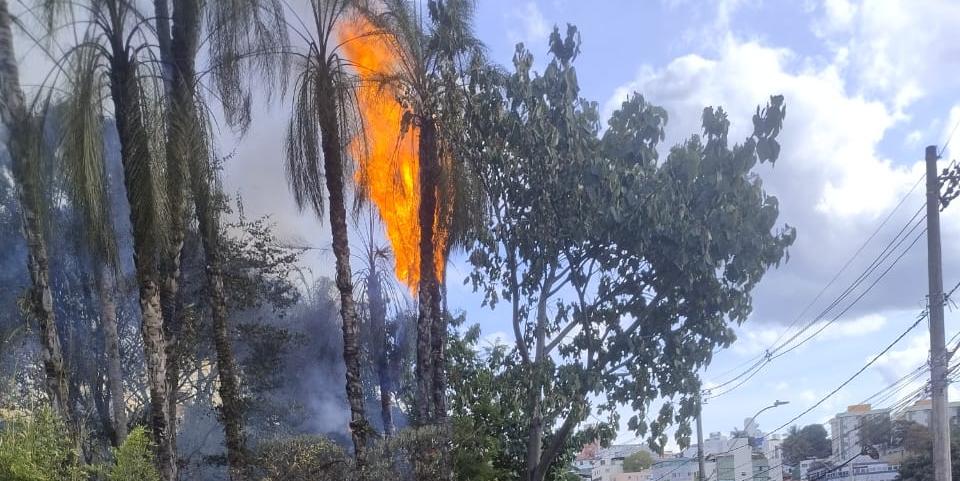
[
  {"left": 768, "top": 174, "right": 924, "bottom": 351},
  {"left": 707, "top": 198, "right": 928, "bottom": 399},
  {"left": 707, "top": 223, "right": 926, "bottom": 400},
  {"left": 940, "top": 116, "right": 960, "bottom": 157},
  {"left": 768, "top": 307, "right": 928, "bottom": 434}
]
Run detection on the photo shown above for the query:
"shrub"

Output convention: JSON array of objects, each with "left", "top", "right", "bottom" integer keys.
[
  {"left": 0, "top": 407, "right": 84, "bottom": 481},
  {"left": 109, "top": 427, "right": 160, "bottom": 481},
  {"left": 252, "top": 435, "right": 352, "bottom": 481}
]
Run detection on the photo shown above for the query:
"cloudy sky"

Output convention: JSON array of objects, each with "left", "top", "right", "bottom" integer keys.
[
  {"left": 218, "top": 0, "right": 960, "bottom": 446},
  {"left": 13, "top": 0, "right": 960, "bottom": 448}
]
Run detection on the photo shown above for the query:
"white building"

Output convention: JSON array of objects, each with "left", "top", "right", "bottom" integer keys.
[
  {"left": 576, "top": 442, "right": 661, "bottom": 481},
  {"left": 829, "top": 404, "right": 891, "bottom": 462},
  {"left": 798, "top": 459, "right": 830, "bottom": 480},
  {"left": 683, "top": 432, "right": 732, "bottom": 459},
  {"left": 809, "top": 460, "right": 898, "bottom": 481},
  {"left": 592, "top": 456, "right": 625, "bottom": 481},
  {"left": 898, "top": 399, "right": 960, "bottom": 426},
  {"left": 763, "top": 434, "right": 784, "bottom": 481},
  {"left": 614, "top": 470, "right": 653, "bottom": 481},
  {"left": 649, "top": 457, "right": 700, "bottom": 481}
]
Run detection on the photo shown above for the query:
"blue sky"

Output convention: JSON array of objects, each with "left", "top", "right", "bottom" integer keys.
[{"left": 14, "top": 0, "right": 960, "bottom": 450}]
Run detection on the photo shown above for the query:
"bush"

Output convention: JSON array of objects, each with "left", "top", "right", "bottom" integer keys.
[
  {"left": 109, "top": 427, "right": 160, "bottom": 481},
  {"left": 252, "top": 435, "right": 353, "bottom": 481},
  {"left": 0, "top": 407, "right": 84, "bottom": 481}
]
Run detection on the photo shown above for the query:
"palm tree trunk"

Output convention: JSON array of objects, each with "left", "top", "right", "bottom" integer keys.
[
  {"left": 97, "top": 266, "right": 127, "bottom": 445},
  {"left": 318, "top": 72, "right": 368, "bottom": 473},
  {"left": 367, "top": 254, "right": 393, "bottom": 437},
  {"left": 168, "top": 1, "right": 248, "bottom": 477},
  {"left": 106, "top": 16, "right": 175, "bottom": 478},
  {"left": 154, "top": 0, "right": 186, "bottom": 461},
  {"left": 415, "top": 118, "right": 439, "bottom": 428},
  {"left": 0, "top": 0, "right": 71, "bottom": 422},
  {"left": 419, "top": 116, "right": 452, "bottom": 481}
]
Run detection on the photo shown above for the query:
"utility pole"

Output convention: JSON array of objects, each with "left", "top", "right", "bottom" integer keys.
[
  {"left": 926, "top": 144, "right": 952, "bottom": 481},
  {"left": 697, "top": 391, "right": 707, "bottom": 481}
]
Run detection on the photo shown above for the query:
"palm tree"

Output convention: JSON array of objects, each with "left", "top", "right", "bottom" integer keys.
[
  {"left": 158, "top": 0, "right": 284, "bottom": 476},
  {"left": 281, "top": 0, "right": 369, "bottom": 471},
  {"left": 353, "top": 0, "right": 482, "bottom": 429},
  {"left": 0, "top": 0, "right": 71, "bottom": 423},
  {"left": 35, "top": 1, "right": 177, "bottom": 477},
  {"left": 58, "top": 39, "right": 127, "bottom": 445},
  {"left": 349, "top": 3, "right": 483, "bottom": 480},
  {"left": 354, "top": 213, "right": 403, "bottom": 437}
]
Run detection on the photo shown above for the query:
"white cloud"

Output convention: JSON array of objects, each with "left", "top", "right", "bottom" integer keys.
[
  {"left": 481, "top": 330, "right": 511, "bottom": 348},
  {"left": 817, "top": 0, "right": 858, "bottom": 33},
  {"left": 607, "top": 36, "right": 916, "bottom": 219},
  {"left": 605, "top": 33, "right": 955, "bottom": 327},
  {"left": 942, "top": 105, "right": 960, "bottom": 161},
  {"left": 729, "top": 314, "right": 887, "bottom": 358},
  {"left": 812, "top": 0, "right": 960, "bottom": 115},
  {"left": 505, "top": 2, "right": 550, "bottom": 47}
]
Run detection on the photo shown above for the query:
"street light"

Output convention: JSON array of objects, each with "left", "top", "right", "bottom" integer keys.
[
  {"left": 742, "top": 400, "right": 789, "bottom": 449},
  {"left": 746, "top": 400, "right": 790, "bottom": 432}
]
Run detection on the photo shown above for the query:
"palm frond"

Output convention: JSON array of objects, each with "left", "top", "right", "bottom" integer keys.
[
  {"left": 207, "top": 0, "right": 291, "bottom": 133},
  {"left": 284, "top": 53, "right": 324, "bottom": 218},
  {"left": 59, "top": 40, "right": 119, "bottom": 270}
]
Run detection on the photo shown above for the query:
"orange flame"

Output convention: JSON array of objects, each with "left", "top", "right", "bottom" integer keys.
[{"left": 340, "top": 17, "right": 449, "bottom": 292}]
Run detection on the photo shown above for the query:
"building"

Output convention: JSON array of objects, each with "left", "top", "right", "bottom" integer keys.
[
  {"left": 592, "top": 456, "right": 625, "bottom": 481},
  {"left": 614, "top": 470, "right": 653, "bottom": 481},
  {"left": 797, "top": 458, "right": 831, "bottom": 480},
  {"left": 576, "top": 442, "right": 661, "bottom": 481},
  {"left": 898, "top": 399, "right": 960, "bottom": 426},
  {"left": 649, "top": 457, "right": 700, "bottom": 481},
  {"left": 713, "top": 437, "right": 756, "bottom": 481},
  {"left": 808, "top": 460, "right": 898, "bottom": 481},
  {"left": 829, "top": 404, "right": 891, "bottom": 462},
  {"left": 683, "top": 432, "right": 733, "bottom": 459},
  {"left": 761, "top": 434, "right": 784, "bottom": 481}
]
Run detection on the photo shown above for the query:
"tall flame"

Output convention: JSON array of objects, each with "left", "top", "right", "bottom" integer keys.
[{"left": 340, "top": 17, "right": 449, "bottom": 292}]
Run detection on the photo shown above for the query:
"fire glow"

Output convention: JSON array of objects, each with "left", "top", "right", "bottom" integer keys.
[{"left": 340, "top": 17, "right": 448, "bottom": 292}]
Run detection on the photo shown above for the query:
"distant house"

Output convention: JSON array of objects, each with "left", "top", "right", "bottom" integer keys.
[{"left": 574, "top": 442, "right": 661, "bottom": 481}]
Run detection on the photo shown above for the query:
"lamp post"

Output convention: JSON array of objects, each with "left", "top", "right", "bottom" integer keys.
[
  {"left": 745, "top": 400, "right": 790, "bottom": 436},
  {"left": 741, "top": 401, "right": 789, "bottom": 481}
]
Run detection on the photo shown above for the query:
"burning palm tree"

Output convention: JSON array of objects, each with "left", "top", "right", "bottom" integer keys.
[{"left": 344, "top": 0, "right": 482, "bottom": 430}]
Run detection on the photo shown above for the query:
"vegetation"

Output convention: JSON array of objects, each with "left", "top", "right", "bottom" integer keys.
[
  {"left": 623, "top": 451, "right": 655, "bottom": 472},
  {"left": 896, "top": 428, "right": 960, "bottom": 481},
  {"left": 782, "top": 424, "right": 832, "bottom": 465},
  {"left": 0, "top": 1, "right": 793, "bottom": 480}
]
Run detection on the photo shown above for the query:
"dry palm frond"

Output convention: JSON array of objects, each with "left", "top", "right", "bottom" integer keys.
[
  {"left": 59, "top": 40, "right": 119, "bottom": 271},
  {"left": 284, "top": 51, "right": 325, "bottom": 218},
  {"left": 207, "top": 0, "right": 291, "bottom": 133}
]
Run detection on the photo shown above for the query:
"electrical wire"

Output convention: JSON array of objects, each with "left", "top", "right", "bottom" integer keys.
[{"left": 706, "top": 203, "right": 927, "bottom": 400}]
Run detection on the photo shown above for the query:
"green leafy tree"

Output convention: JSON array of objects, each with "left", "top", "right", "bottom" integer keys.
[
  {"left": 782, "top": 424, "right": 832, "bottom": 465},
  {"left": 892, "top": 420, "right": 931, "bottom": 455},
  {"left": 461, "top": 25, "right": 794, "bottom": 481},
  {"left": 897, "top": 429, "right": 960, "bottom": 481},
  {"left": 624, "top": 451, "right": 655, "bottom": 472},
  {"left": 859, "top": 414, "right": 893, "bottom": 451}
]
